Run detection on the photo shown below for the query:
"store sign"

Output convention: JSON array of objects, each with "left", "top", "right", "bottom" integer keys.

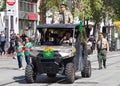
[{"left": 6, "top": 0, "right": 16, "bottom": 6}]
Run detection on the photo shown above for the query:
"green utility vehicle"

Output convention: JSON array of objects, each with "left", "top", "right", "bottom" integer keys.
[{"left": 25, "top": 24, "right": 91, "bottom": 83}]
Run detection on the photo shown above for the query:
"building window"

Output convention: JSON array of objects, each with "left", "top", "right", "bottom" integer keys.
[{"left": 19, "top": 1, "right": 37, "bottom": 13}]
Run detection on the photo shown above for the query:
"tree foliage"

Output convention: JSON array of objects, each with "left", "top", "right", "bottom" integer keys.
[
  {"left": 90, "top": 0, "right": 103, "bottom": 24},
  {"left": 72, "top": 0, "right": 91, "bottom": 20},
  {"left": 39, "top": 0, "right": 120, "bottom": 22},
  {"left": 39, "top": 0, "right": 64, "bottom": 15},
  {"left": 0, "top": 0, "right": 6, "bottom": 11},
  {"left": 111, "top": 0, "right": 120, "bottom": 20}
]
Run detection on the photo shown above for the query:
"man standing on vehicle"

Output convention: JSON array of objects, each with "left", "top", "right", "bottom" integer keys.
[
  {"left": 96, "top": 33, "right": 109, "bottom": 69},
  {"left": 53, "top": 4, "right": 73, "bottom": 24}
]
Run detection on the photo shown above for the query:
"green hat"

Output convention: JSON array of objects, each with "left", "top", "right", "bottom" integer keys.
[{"left": 60, "top": 4, "right": 67, "bottom": 8}]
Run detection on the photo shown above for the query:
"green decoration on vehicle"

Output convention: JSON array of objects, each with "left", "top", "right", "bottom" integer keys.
[
  {"left": 78, "top": 20, "right": 83, "bottom": 34},
  {"left": 42, "top": 47, "right": 54, "bottom": 59}
]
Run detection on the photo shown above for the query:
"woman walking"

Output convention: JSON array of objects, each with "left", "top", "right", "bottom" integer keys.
[{"left": 0, "top": 31, "right": 6, "bottom": 55}]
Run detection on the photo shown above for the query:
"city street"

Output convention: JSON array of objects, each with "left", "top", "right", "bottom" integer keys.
[
  {"left": 0, "top": 51, "right": 120, "bottom": 86},
  {"left": 1, "top": 0, "right": 120, "bottom": 86}
]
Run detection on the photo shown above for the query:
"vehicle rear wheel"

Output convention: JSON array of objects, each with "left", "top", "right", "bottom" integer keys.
[
  {"left": 65, "top": 62, "right": 75, "bottom": 83},
  {"left": 47, "top": 73, "right": 56, "bottom": 78},
  {"left": 25, "top": 64, "right": 36, "bottom": 83},
  {"left": 81, "top": 60, "right": 91, "bottom": 77}
]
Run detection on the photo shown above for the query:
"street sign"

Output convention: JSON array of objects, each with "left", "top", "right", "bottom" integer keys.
[
  {"left": 6, "top": 0, "right": 16, "bottom": 6},
  {"left": 6, "top": 0, "right": 16, "bottom": 16}
]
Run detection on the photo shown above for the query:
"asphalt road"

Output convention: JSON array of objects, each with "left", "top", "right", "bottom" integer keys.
[{"left": 0, "top": 51, "right": 120, "bottom": 86}]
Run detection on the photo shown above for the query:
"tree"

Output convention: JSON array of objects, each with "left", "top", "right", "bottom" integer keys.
[
  {"left": 111, "top": 0, "right": 120, "bottom": 20},
  {"left": 90, "top": 0, "right": 103, "bottom": 36},
  {"left": 0, "top": 0, "right": 6, "bottom": 11},
  {"left": 72, "top": 0, "right": 91, "bottom": 21}
]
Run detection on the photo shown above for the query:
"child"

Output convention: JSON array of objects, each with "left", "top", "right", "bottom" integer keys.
[
  {"left": 24, "top": 37, "right": 33, "bottom": 65},
  {"left": 16, "top": 40, "right": 24, "bottom": 70}
]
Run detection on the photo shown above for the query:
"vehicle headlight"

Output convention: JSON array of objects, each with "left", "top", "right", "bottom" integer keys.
[{"left": 58, "top": 50, "right": 72, "bottom": 57}]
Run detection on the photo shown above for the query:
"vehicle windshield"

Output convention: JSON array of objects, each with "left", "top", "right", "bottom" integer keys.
[{"left": 35, "top": 28, "right": 77, "bottom": 46}]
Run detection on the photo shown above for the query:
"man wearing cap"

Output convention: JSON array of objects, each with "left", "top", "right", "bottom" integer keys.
[
  {"left": 96, "top": 33, "right": 109, "bottom": 69},
  {"left": 53, "top": 4, "right": 73, "bottom": 24}
]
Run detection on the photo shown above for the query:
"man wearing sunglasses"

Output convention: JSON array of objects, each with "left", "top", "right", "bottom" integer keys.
[{"left": 53, "top": 4, "right": 73, "bottom": 24}]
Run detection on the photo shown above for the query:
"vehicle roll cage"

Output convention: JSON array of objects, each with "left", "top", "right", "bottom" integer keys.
[{"left": 36, "top": 24, "right": 79, "bottom": 29}]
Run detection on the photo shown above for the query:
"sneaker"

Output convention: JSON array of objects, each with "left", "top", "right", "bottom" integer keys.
[
  {"left": 13, "top": 56, "right": 17, "bottom": 59},
  {"left": 19, "top": 67, "right": 24, "bottom": 70}
]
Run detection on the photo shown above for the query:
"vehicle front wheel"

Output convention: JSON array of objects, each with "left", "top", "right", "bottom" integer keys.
[
  {"left": 65, "top": 62, "right": 75, "bottom": 83},
  {"left": 81, "top": 60, "right": 91, "bottom": 78},
  {"left": 25, "top": 64, "right": 36, "bottom": 83}
]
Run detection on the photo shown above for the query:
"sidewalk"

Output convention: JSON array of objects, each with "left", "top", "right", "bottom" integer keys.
[{"left": 88, "top": 51, "right": 120, "bottom": 62}]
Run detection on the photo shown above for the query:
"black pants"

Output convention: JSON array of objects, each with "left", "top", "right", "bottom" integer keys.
[
  {"left": 8, "top": 41, "right": 15, "bottom": 54},
  {"left": 1, "top": 41, "right": 6, "bottom": 54}
]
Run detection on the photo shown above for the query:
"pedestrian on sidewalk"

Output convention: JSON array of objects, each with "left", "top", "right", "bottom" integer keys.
[
  {"left": 24, "top": 37, "right": 33, "bottom": 65},
  {"left": 8, "top": 31, "right": 16, "bottom": 55},
  {"left": 16, "top": 40, "right": 24, "bottom": 70},
  {"left": 0, "top": 31, "right": 6, "bottom": 55},
  {"left": 88, "top": 35, "right": 96, "bottom": 54},
  {"left": 96, "top": 33, "right": 109, "bottom": 69}
]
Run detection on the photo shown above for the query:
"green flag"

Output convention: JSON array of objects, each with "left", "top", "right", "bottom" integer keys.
[{"left": 79, "top": 20, "right": 82, "bottom": 34}]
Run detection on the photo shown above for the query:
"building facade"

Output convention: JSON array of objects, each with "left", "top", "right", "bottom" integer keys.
[{"left": 5, "top": 0, "right": 38, "bottom": 38}]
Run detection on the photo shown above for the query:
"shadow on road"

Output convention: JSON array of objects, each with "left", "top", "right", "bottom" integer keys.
[
  {"left": 13, "top": 75, "right": 26, "bottom": 84},
  {"left": 0, "top": 67, "right": 18, "bottom": 70},
  {"left": 12, "top": 74, "right": 83, "bottom": 85}
]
